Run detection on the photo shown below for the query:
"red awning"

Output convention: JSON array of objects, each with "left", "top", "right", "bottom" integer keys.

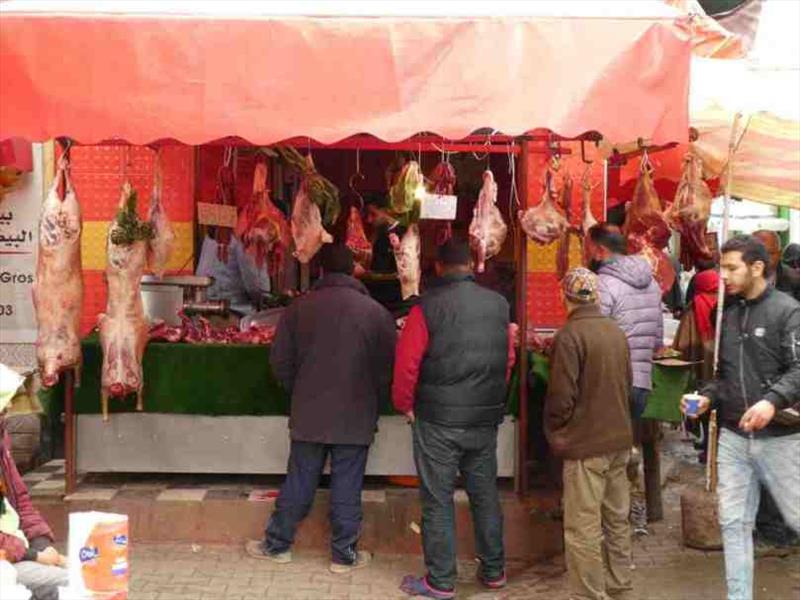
[{"left": 0, "top": 11, "right": 691, "bottom": 145}]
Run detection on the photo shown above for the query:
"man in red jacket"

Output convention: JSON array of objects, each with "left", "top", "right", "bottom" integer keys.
[
  {"left": 393, "top": 239, "right": 516, "bottom": 599},
  {"left": 1, "top": 383, "right": 68, "bottom": 600}
]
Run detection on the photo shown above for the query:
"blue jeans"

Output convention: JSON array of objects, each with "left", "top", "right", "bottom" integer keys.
[
  {"left": 413, "top": 419, "right": 504, "bottom": 592},
  {"left": 264, "top": 441, "right": 369, "bottom": 565},
  {"left": 717, "top": 429, "right": 800, "bottom": 600}
]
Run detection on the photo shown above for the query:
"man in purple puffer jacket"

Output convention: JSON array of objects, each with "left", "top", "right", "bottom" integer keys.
[{"left": 587, "top": 224, "right": 664, "bottom": 534}]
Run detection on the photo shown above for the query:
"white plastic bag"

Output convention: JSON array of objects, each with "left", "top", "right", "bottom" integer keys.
[{"left": 66, "top": 512, "right": 129, "bottom": 597}]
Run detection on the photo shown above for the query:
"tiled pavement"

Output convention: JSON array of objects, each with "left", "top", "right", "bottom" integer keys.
[{"left": 27, "top": 435, "right": 800, "bottom": 599}]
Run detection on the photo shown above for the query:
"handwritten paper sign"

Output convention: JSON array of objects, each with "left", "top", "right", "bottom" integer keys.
[
  {"left": 197, "top": 202, "right": 238, "bottom": 228},
  {"left": 419, "top": 193, "right": 457, "bottom": 220}
]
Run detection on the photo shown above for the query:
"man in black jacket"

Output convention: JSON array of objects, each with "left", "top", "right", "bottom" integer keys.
[
  {"left": 393, "top": 239, "right": 515, "bottom": 599},
  {"left": 682, "top": 235, "right": 800, "bottom": 600},
  {"left": 246, "top": 244, "right": 397, "bottom": 573}
]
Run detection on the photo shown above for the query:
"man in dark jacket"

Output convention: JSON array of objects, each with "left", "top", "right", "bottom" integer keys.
[
  {"left": 1, "top": 375, "right": 67, "bottom": 600},
  {"left": 545, "top": 268, "right": 634, "bottom": 600},
  {"left": 246, "top": 244, "right": 396, "bottom": 573},
  {"left": 393, "top": 239, "right": 515, "bottom": 599},
  {"left": 682, "top": 235, "right": 800, "bottom": 600}
]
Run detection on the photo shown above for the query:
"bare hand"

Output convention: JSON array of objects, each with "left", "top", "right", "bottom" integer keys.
[
  {"left": 37, "top": 546, "right": 66, "bottom": 567},
  {"left": 739, "top": 400, "right": 776, "bottom": 433},
  {"left": 680, "top": 394, "right": 711, "bottom": 419},
  {"left": 405, "top": 410, "right": 415, "bottom": 424}
]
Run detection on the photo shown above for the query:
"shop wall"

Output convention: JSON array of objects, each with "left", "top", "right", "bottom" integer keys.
[{"left": 65, "top": 145, "right": 195, "bottom": 334}]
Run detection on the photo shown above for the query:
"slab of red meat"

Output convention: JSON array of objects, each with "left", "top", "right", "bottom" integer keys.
[
  {"left": 624, "top": 168, "right": 675, "bottom": 293},
  {"left": 667, "top": 152, "right": 713, "bottom": 270},
  {"left": 519, "top": 175, "right": 567, "bottom": 245},
  {"left": 468, "top": 170, "right": 507, "bottom": 273},
  {"left": 98, "top": 183, "right": 150, "bottom": 421},
  {"left": 345, "top": 206, "right": 372, "bottom": 270},
  {"left": 236, "top": 161, "right": 290, "bottom": 277},
  {"left": 32, "top": 158, "right": 83, "bottom": 387},
  {"left": 428, "top": 161, "right": 455, "bottom": 246}
]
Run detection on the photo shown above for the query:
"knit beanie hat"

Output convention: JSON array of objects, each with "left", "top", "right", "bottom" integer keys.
[{"left": 562, "top": 267, "right": 598, "bottom": 304}]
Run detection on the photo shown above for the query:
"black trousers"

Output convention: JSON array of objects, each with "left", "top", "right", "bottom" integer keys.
[{"left": 264, "top": 440, "right": 369, "bottom": 564}]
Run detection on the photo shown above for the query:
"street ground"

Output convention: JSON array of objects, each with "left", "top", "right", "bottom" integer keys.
[{"left": 117, "top": 430, "right": 800, "bottom": 599}]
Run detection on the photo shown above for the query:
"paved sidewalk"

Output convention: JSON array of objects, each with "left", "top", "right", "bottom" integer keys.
[{"left": 125, "top": 431, "right": 800, "bottom": 599}]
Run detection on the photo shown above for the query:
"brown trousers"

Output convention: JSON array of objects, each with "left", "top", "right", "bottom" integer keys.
[{"left": 563, "top": 450, "right": 633, "bottom": 600}]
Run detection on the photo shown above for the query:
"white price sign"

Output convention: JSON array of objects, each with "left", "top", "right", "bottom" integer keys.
[
  {"left": 0, "top": 144, "right": 43, "bottom": 343},
  {"left": 419, "top": 193, "right": 457, "bottom": 220}
]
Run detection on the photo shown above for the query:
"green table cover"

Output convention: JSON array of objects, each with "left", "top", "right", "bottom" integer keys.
[{"left": 507, "top": 352, "right": 691, "bottom": 424}]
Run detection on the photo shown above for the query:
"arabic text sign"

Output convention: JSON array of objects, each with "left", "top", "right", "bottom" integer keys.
[
  {"left": 419, "top": 193, "right": 457, "bottom": 220},
  {"left": 0, "top": 144, "right": 42, "bottom": 343}
]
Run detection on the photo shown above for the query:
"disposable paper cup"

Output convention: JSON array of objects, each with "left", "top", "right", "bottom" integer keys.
[{"left": 684, "top": 393, "right": 703, "bottom": 416}]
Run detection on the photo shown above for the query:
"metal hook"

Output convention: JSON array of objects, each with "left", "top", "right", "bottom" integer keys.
[{"left": 580, "top": 140, "right": 593, "bottom": 165}]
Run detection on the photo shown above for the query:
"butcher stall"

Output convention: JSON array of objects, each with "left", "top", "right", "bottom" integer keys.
[{"left": 0, "top": 2, "right": 694, "bottom": 495}]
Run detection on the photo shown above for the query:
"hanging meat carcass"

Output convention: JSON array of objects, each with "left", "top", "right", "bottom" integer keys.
[
  {"left": 213, "top": 148, "right": 236, "bottom": 263},
  {"left": 580, "top": 172, "right": 599, "bottom": 266},
  {"left": 275, "top": 147, "right": 339, "bottom": 264},
  {"left": 291, "top": 168, "right": 333, "bottom": 263},
  {"left": 345, "top": 206, "right": 372, "bottom": 270},
  {"left": 468, "top": 170, "right": 507, "bottom": 273},
  {"left": 624, "top": 167, "right": 676, "bottom": 293},
  {"left": 519, "top": 173, "right": 568, "bottom": 245},
  {"left": 555, "top": 174, "right": 575, "bottom": 279},
  {"left": 666, "top": 152, "right": 714, "bottom": 270},
  {"left": 32, "top": 157, "right": 83, "bottom": 387},
  {"left": 98, "top": 183, "right": 151, "bottom": 421},
  {"left": 390, "top": 224, "right": 421, "bottom": 300},
  {"left": 427, "top": 161, "right": 456, "bottom": 245},
  {"left": 236, "top": 161, "right": 290, "bottom": 277},
  {"left": 146, "top": 150, "right": 175, "bottom": 278}
]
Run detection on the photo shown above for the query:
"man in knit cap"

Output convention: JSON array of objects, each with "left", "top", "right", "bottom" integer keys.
[{"left": 545, "top": 268, "right": 635, "bottom": 600}]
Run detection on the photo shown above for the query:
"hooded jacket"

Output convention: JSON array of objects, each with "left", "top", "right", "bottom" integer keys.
[{"left": 597, "top": 255, "right": 664, "bottom": 390}]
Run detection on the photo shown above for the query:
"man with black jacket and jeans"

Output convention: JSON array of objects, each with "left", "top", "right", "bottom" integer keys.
[
  {"left": 246, "top": 244, "right": 396, "bottom": 573},
  {"left": 393, "top": 239, "right": 515, "bottom": 599},
  {"left": 681, "top": 235, "right": 800, "bottom": 600}
]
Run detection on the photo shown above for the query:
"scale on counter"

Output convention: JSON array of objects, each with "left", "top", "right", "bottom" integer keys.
[{"left": 140, "top": 275, "right": 229, "bottom": 325}]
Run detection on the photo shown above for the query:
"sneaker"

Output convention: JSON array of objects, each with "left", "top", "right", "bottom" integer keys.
[
  {"left": 329, "top": 550, "right": 372, "bottom": 574},
  {"left": 399, "top": 575, "right": 455, "bottom": 599},
  {"left": 477, "top": 570, "right": 507, "bottom": 589},
  {"left": 244, "top": 540, "right": 292, "bottom": 564}
]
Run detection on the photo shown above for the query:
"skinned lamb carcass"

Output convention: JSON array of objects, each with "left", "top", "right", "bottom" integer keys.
[
  {"left": 468, "top": 170, "right": 507, "bottom": 273},
  {"left": 624, "top": 168, "right": 675, "bottom": 293},
  {"left": 519, "top": 175, "right": 568, "bottom": 245},
  {"left": 345, "top": 206, "right": 372, "bottom": 270},
  {"left": 666, "top": 152, "right": 713, "bottom": 270},
  {"left": 236, "top": 161, "right": 290, "bottom": 277},
  {"left": 389, "top": 224, "right": 421, "bottom": 300},
  {"left": 291, "top": 158, "right": 333, "bottom": 264},
  {"left": 146, "top": 151, "right": 175, "bottom": 278},
  {"left": 98, "top": 183, "right": 150, "bottom": 421},
  {"left": 32, "top": 157, "right": 84, "bottom": 387},
  {"left": 580, "top": 172, "right": 599, "bottom": 266}
]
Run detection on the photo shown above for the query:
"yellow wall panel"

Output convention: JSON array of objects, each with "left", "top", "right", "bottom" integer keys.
[{"left": 81, "top": 221, "right": 194, "bottom": 272}]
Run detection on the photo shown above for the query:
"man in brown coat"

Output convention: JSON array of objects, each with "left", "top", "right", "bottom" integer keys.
[{"left": 545, "top": 268, "right": 634, "bottom": 600}]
